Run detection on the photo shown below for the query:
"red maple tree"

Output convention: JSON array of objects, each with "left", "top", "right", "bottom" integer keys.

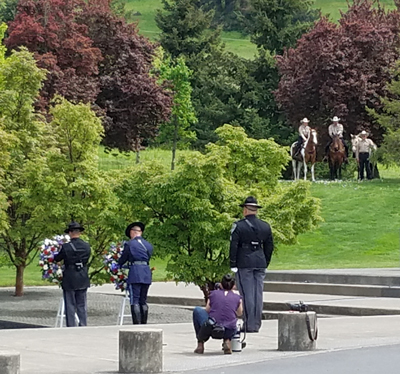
[
  {"left": 275, "top": 0, "right": 400, "bottom": 145},
  {"left": 7, "top": 0, "right": 102, "bottom": 108},
  {"left": 79, "top": 0, "right": 172, "bottom": 152}
]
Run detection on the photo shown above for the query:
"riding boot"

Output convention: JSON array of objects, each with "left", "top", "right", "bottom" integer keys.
[
  {"left": 131, "top": 304, "right": 141, "bottom": 325},
  {"left": 140, "top": 304, "right": 148, "bottom": 324}
]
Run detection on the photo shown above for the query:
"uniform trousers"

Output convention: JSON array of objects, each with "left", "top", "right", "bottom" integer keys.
[
  {"left": 359, "top": 152, "right": 371, "bottom": 180},
  {"left": 236, "top": 268, "right": 265, "bottom": 332},
  {"left": 63, "top": 289, "right": 87, "bottom": 327},
  {"left": 128, "top": 283, "right": 150, "bottom": 305}
]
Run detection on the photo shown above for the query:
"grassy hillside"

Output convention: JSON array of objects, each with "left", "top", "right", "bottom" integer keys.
[
  {"left": 2, "top": 147, "right": 400, "bottom": 287},
  {"left": 126, "top": 0, "right": 397, "bottom": 59},
  {"left": 126, "top": 0, "right": 258, "bottom": 59}
]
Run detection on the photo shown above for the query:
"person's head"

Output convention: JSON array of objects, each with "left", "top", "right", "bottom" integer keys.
[
  {"left": 360, "top": 130, "right": 368, "bottom": 139},
  {"left": 221, "top": 273, "right": 235, "bottom": 291},
  {"left": 240, "top": 196, "right": 262, "bottom": 216},
  {"left": 332, "top": 116, "right": 340, "bottom": 125},
  {"left": 125, "top": 222, "right": 145, "bottom": 239},
  {"left": 64, "top": 222, "right": 84, "bottom": 238},
  {"left": 300, "top": 118, "right": 310, "bottom": 126}
]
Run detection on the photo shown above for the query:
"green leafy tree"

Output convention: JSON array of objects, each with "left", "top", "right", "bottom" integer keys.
[
  {"left": 154, "top": 51, "right": 197, "bottom": 170},
  {"left": 117, "top": 125, "right": 321, "bottom": 299},
  {"left": 0, "top": 0, "right": 18, "bottom": 24},
  {"left": 244, "top": 0, "right": 319, "bottom": 53},
  {"left": 367, "top": 62, "right": 400, "bottom": 166},
  {"left": 0, "top": 24, "right": 52, "bottom": 296},
  {"left": 44, "top": 97, "right": 123, "bottom": 284}
]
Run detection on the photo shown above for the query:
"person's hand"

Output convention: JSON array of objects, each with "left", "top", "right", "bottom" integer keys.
[{"left": 230, "top": 267, "right": 238, "bottom": 273}]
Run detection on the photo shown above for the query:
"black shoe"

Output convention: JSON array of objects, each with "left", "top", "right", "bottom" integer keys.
[
  {"left": 140, "top": 304, "right": 148, "bottom": 324},
  {"left": 131, "top": 304, "right": 141, "bottom": 324}
]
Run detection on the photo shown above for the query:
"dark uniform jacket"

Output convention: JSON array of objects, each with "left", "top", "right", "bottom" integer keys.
[
  {"left": 230, "top": 214, "right": 274, "bottom": 269},
  {"left": 54, "top": 238, "right": 91, "bottom": 291},
  {"left": 118, "top": 237, "right": 153, "bottom": 285}
]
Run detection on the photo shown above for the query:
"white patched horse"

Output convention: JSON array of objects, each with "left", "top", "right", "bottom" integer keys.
[{"left": 290, "top": 129, "right": 318, "bottom": 182}]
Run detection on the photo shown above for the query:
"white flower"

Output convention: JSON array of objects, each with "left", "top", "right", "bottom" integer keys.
[
  {"left": 39, "top": 261, "right": 44, "bottom": 266},
  {"left": 56, "top": 269, "right": 62, "bottom": 276},
  {"left": 43, "top": 265, "right": 48, "bottom": 271}
]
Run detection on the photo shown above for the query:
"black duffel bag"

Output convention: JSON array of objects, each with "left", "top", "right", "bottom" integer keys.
[{"left": 197, "top": 317, "right": 225, "bottom": 341}]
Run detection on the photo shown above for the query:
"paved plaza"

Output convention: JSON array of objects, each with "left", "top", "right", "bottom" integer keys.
[{"left": 3, "top": 269, "right": 400, "bottom": 373}]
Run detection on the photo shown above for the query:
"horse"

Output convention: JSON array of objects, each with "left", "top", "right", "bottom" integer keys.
[
  {"left": 328, "top": 135, "right": 345, "bottom": 180},
  {"left": 290, "top": 129, "right": 318, "bottom": 181},
  {"left": 350, "top": 134, "right": 378, "bottom": 179}
]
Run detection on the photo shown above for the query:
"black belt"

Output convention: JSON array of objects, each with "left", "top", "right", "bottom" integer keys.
[
  {"left": 359, "top": 152, "right": 369, "bottom": 155},
  {"left": 133, "top": 261, "right": 148, "bottom": 265}
]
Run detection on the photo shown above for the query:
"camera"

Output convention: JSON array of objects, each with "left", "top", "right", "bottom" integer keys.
[{"left": 288, "top": 301, "right": 309, "bottom": 312}]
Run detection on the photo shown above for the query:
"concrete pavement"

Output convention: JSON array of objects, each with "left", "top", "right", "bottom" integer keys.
[
  {"left": 3, "top": 315, "right": 400, "bottom": 373},
  {"left": 3, "top": 268, "right": 400, "bottom": 373}
]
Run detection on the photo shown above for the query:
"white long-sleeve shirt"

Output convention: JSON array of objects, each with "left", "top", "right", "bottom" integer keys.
[{"left": 328, "top": 123, "right": 344, "bottom": 138}]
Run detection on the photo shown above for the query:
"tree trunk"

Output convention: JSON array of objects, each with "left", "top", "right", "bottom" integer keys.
[
  {"left": 171, "top": 118, "right": 178, "bottom": 171},
  {"left": 134, "top": 137, "right": 141, "bottom": 164},
  {"left": 15, "top": 264, "right": 25, "bottom": 297}
]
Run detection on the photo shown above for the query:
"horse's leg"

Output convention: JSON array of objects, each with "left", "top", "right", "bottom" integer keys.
[
  {"left": 292, "top": 159, "right": 297, "bottom": 180},
  {"left": 311, "top": 162, "right": 315, "bottom": 182},
  {"left": 339, "top": 164, "right": 342, "bottom": 180},
  {"left": 297, "top": 161, "right": 301, "bottom": 180},
  {"left": 303, "top": 161, "right": 308, "bottom": 181}
]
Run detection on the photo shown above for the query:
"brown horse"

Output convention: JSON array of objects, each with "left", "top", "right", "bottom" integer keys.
[
  {"left": 328, "top": 135, "right": 345, "bottom": 180},
  {"left": 290, "top": 129, "right": 318, "bottom": 181}
]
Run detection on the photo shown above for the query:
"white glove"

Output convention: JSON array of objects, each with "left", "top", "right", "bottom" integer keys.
[{"left": 230, "top": 267, "right": 238, "bottom": 273}]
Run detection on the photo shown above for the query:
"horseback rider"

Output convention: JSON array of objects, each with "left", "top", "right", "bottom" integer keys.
[
  {"left": 323, "top": 116, "right": 349, "bottom": 163},
  {"left": 294, "top": 118, "right": 311, "bottom": 157}
]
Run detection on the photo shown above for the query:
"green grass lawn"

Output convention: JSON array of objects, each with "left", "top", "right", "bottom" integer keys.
[{"left": 272, "top": 167, "right": 400, "bottom": 270}]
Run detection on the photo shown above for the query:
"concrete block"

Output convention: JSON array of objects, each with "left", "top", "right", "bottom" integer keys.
[
  {"left": 278, "top": 312, "right": 317, "bottom": 351},
  {"left": 0, "top": 350, "right": 20, "bottom": 374},
  {"left": 119, "top": 329, "right": 162, "bottom": 373}
]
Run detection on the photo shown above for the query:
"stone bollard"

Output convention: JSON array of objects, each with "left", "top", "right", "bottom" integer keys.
[
  {"left": 278, "top": 312, "right": 317, "bottom": 351},
  {"left": 0, "top": 350, "right": 20, "bottom": 374},
  {"left": 119, "top": 329, "right": 163, "bottom": 373}
]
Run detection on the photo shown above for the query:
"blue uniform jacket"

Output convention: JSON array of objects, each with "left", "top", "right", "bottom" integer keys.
[{"left": 118, "top": 237, "right": 153, "bottom": 285}]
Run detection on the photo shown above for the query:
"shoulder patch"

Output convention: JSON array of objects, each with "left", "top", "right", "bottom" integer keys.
[{"left": 230, "top": 222, "right": 238, "bottom": 234}]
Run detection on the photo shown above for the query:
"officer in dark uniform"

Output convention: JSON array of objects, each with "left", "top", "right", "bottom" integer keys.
[
  {"left": 54, "top": 222, "right": 91, "bottom": 327},
  {"left": 230, "top": 197, "right": 274, "bottom": 333},
  {"left": 118, "top": 222, "right": 154, "bottom": 324}
]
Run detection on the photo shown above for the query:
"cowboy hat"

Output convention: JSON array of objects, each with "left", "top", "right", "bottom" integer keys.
[
  {"left": 125, "top": 222, "right": 145, "bottom": 238},
  {"left": 300, "top": 118, "right": 310, "bottom": 123},
  {"left": 360, "top": 130, "right": 368, "bottom": 136},
  {"left": 64, "top": 221, "right": 85, "bottom": 234},
  {"left": 239, "top": 196, "right": 262, "bottom": 209},
  {"left": 332, "top": 116, "right": 340, "bottom": 122}
]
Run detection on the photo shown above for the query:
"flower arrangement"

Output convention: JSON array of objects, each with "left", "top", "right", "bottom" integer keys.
[
  {"left": 39, "top": 235, "right": 70, "bottom": 284},
  {"left": 104, "top": 242, "right": 128, "bottom": 292}
]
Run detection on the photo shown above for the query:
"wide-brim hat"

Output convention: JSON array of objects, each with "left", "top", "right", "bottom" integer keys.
[
  {"left": 125, "top": 222, "right": 145, "bottom": 238},
  {"left": 332, "top": 116, "right": 340, "bottom": 122},
  {"left": 239, "top": 196, "right": 262, "bottom": 209},
  {"left": 300, "top": 118, "right": 310, "bottom": 123},
  {"left": 360, "top": 130, "right": 368, "bottom": 136},
  {"left": 64, "top": 221, "right": 85, "bottom": 234}
]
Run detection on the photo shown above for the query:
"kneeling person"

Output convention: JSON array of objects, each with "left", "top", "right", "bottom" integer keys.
[{"left": 192, "top": 274, "right": 243, "bottom": 355}]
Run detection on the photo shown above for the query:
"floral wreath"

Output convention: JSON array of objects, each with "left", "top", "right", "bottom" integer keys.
[
  {"left": 39, "top": 235, "right": 70, "bottom": 284},
  {"left": 103, "top": 242, "right": 156, "bottom": 292},
  {"left": 104, "top": 242, "right": 128, "bottom": 292}
]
